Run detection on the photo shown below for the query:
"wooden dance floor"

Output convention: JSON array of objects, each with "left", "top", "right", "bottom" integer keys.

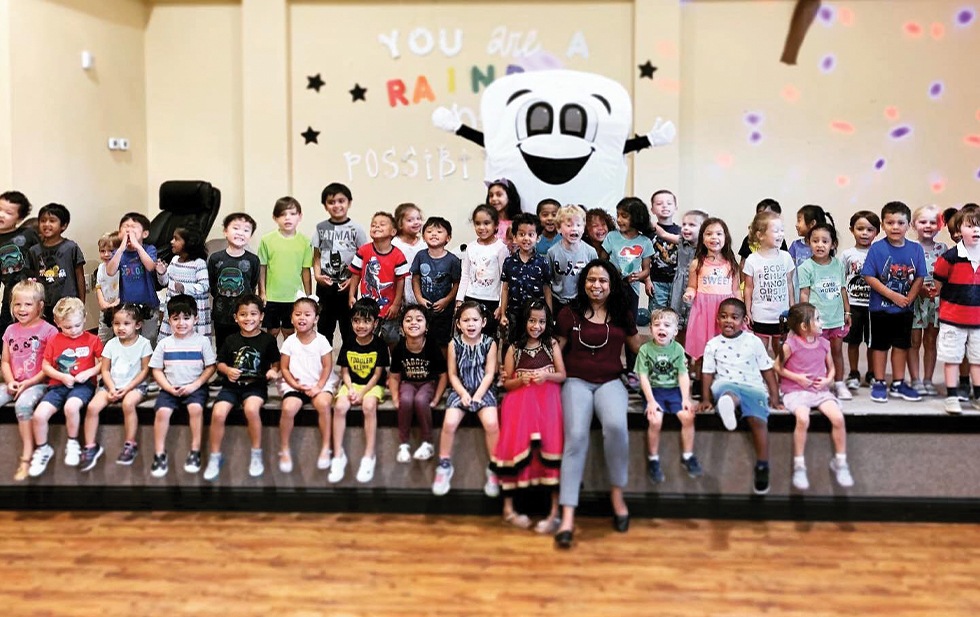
[{"left": 1, "top": 511, "right": 977, "bottom": 616}]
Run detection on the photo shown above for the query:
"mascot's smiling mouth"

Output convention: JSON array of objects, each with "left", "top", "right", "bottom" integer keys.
[{"left": 518, "top": 145, "right": 593, "bottom": 185}]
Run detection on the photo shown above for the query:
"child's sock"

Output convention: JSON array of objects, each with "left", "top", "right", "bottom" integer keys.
[
  {"left": 793, "top": 456, "right": 805, "bottom": 468},
  {"left": 835, "top": 453, "right": 847, "bottom": 464},
  {"left": 682, "top": 452, "right": 692, "bottom": 460},
  {"left": 755, "top": 460, "right": 769, "bottom": 469},
  {"left": 973, "top": 385, "right": 980, "bottom": 400},
  {"left": 960, "top": 375, "right": 970, "bottom": 388},
  {"left": 438, "top": 457, "right": 451, "bottom": 468},
  {"left": 648, "top": 454, "right": 659, "bottom": 461}
]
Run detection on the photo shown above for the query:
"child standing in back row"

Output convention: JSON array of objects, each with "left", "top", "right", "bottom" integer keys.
[
  {"left": 646, "top": 190, "right": 680, "bottom": 310},
  {"left": 683, "top": 218, "right": 741, "bottom": 363},
  {"left": 95, "top": 232, "right": 122, "bottom": 343},
  {"left": 29, "top": 203, "right": 85, "bottom": 324},
  {"left": 259, "top": 197, "right": 313, "bottom": 339},
  {"left": 0, "top": 191, "right": 39, "bottom": 336},
  {"left": 349, "top": 211, "right": 409, "bottom": 346},
  {"left": 157, "top": 227, "right": 210, "bottom": 337},
  {"left": 741, "top": 210, "right": 794, "bottom": 358},
  {"left": 907, "top": 205, "right": 947, "bottom": 396},
  {"left": 548, "top": 204, "right": 597, "bottom": 316},
  {"left": 392, "top": 203, "right": 425, "bottom": 307},
  {"left": 209, "top": 212, "right": 260, "bottom": 344},
  {"left": 841, "top": 211, "right": 879, "bottom": 390}
]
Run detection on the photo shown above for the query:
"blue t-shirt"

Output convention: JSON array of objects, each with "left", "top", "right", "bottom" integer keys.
[
  {"left": 535, "top": 234, "right": 560, "bottom": 257},
  {"left": 411, "top": 250, "right": 461, "bottom": 303},
  {"left": 860, "top": 238, "right": 927, "bottom": 314},
  {"left": 119, "top": 244, "right": 159, "bottom": 307},
  {"left": 501, "top": 251, "right": 550, "bottom": 315}
]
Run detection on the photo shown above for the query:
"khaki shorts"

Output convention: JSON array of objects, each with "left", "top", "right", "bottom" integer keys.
[{"left": 936, "top": 323, "right": 980, "bottom": 364}]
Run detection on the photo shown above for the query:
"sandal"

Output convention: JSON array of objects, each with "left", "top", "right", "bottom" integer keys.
[
  {"left": 534, "top": 516, "right": 561, "bottom": 535},
  {"left": 503, "top": 511, "right": 532, "bottom": 530},
  {"left": 13, "top": 458, "right": 29, "bottom": 482}
]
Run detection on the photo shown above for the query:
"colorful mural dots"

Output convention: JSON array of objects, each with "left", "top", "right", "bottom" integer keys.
[
  {"left": 749, "top": 131, "right": 762, "bottom": 144},
  {"left": 932, "top": 180, "right": 946, "bottom": 193},
  {"left": 956, "top": 8, "right": 975, "bottom": 26},
  {"left": 874, "top": 158, "right": 886, "bottom": 170},
  {"left": 929, "top": 82, "right": 944, "bottom": 99},
  {"left": 716, "top": 153, "right": 734, "bottom": 168},
  {"left": 904, "top": 21, "right": 924, "bottom": 37},
  {"left": 885, "top": 106, "right": 900, "bottom": 121},
  {"left": 819, "top": 5, "right": 835, "bottom": 24},
  {"left": 931, "top": 22, "right": 946, "bottom": 39},
  {"left": 831, "top": 121, "right": 855, "bottom": 134},
  {"left": 965, "top": 135, "right": 980, "bottom": 147},
  {"left": 838, "top": 7, "right": 855, "bottom": 26},
  {"left": 890, "top": 125, "right": 912, "bottom": 139},
  {"left": 744, "top": 112, "right": 762, "bottom": 126},
  {"left": 976, "top": 168, "right": 980, "bottom": 180},
  {"left": 781, "top": 85, "right": 800, "bottom": 102},
  {"left": 836, "top": 175, "right": 850, "bottom": 187},
  {"left": 820, "top": 54, "right": 836, "bottom": 72}
]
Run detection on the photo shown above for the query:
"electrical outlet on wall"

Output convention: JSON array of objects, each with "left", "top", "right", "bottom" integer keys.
[
  {"left": 107, "top": 138, "right": 120, "bottom": 150},
  {"left": 119, "top": 138, "right": 129, "bottom": 151}
]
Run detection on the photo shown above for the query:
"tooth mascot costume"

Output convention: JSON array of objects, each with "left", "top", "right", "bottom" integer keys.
[{"left": 432, "top": 69, "right": 676, "bottom": 215}]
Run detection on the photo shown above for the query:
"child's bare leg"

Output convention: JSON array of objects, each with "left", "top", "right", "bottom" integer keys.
[
  {"left": 279, "top": 397, "right": 302, "bottom": 455},
  {"left": 243, "top": 397, "right": 264, "bottom": 449},
  {"left": 872, "top": 350, "right": 887, "bottom": 381},
  {"left": 32, "top": 402, "right": 57, "bottom": 445},
  {"left": 646, "top": 410, "right": 663, "bottom": 457},
  {"left": 747, "top": 416, "right": 769, "bottom": 462},
  {"left": 64, "top": 398, "right": 82, "bottom": 440},
  {"left": 332, "top": 394, "right": 351, "bottom": 456},
  {"left": 314, "top": 393, "right": 333, "bottom": 458},
  {"left": 85, "top": 391, "right": 110, "bottom": 446},
  {"left": 908, "top": 329, "right": 923, "bottom": 382},
  {"left": 891, "top": 348, "right": 908, "bottom": 382},
  {"left": 848, "top": 342, "right": 861, "bottom": 376},
  {"left": 209, "top": 401, "right": 232, "bottom": 453},
  {"left": 792, "top": 406, "right": 809, "bottom": 457},
  {"left": 478, "top": 406, "right": 499, "bottom": 456},
  {"left": 154, "top": 407, "right": 174, "bottom": 453},
  {"left": 121, "top": 390, "right": 143, "bottom": 443},
  {"left": 830, "top": 337, "right": 845, "bottom": 381},
  {"left": 438, "top": 408, "right": 464, "bottom": 459},
  {"left": 677, "top": 408, "right": 695, "bottom": 454},
  {"left": 923, "top": 326, "right": 938, "bottom": 385},
  {"left": 548, "top": 491, "right": 560, "bottom": 520},
  {"left": 818, "top": 401, "right": 847, "bottom": 454},
  {"left": 362, "top": 395, "right": 379, "bottom": 458},
  {"left": 187, "top": 403, "right": 204, "bottom": 451},
  {"left": 18, "top": 420, "right": 33, "bottom": 461}
]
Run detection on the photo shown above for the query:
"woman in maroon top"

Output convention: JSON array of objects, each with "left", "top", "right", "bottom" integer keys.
[{"left": 553, "top": 259, "right": 641, "bottom": 548}]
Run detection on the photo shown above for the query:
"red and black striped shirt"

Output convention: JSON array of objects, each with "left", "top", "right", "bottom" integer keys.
[{"left": 934, "top": 244, "right": 980, "bottom": 327}]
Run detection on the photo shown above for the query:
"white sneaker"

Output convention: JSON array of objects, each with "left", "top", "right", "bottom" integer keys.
[
  {"left": 432, "top": 462, "right": 453, "bottom": 496},
  {"left": 203, "top": 453, "right": 222, "bottom": 481},
  {"left": 356, "top": 456, "right": 376, "bottom": 483},
  {"left": 912, "top": 380, "right": 927, "bottom": 395},
  {"left": 28, "top": 444, "right": 55, "bottom": 477},
  {"left": 413, "top": 441, "right": 435, "bottom": 460},
  {"left": 396, "top": 444, "right": 412, "bottom": 464},
  {"left": 316, "top": 449, "right": 332, "bottom": 470},
  {"left": 249, "top": 449, "right": 264, "bottom": 478},
  {"left": 792, "top": 465, "right": 809, "bottom": 490},
  {"left": 835, "top": 382, "right": 852, "bottom": 401},
  {"left": 278, "top": 451, "right": 293, "bottom": 474},
  {"left": 64, "top": 439, "right": 81, "bottom": 467},
  {"left": 484, "top": 468, "right": 500, "bottom": 498},
  {"left": 924, "top": 382, "right": 939, "bottom": 396},
  {"left": 716, "top": 394, "right": 737, "bottom": 431},
  {"left": 830, "top": 458, "right": 854, "bottom": 487},
  {"left": 944, "top": 396, "right": 963, "bottom": 414},
  {"left": 845, "top": 376, "right": 861, "bottom": 391},
  {"left": 328, "top": 451, "right": 347, "bottom": 483}
]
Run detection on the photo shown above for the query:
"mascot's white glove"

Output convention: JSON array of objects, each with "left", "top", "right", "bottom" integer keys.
[
  {"left": 432, "top": 106, "right": 463, "bottom": 133},
  {"left": 647, "top": 117, "right": 677, "bottom": 147}
]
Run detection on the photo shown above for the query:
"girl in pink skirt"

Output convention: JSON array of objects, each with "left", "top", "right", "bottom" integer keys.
[
  {"left": 683, "top": 217, "right": 741, "bottom": 362},
  {"left": 493, "top": 299, "right": 566, "bottom": 534}
]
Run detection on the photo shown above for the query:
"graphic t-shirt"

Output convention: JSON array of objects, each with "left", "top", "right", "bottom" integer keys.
[
  {"left": 390, "top": 338, "right": 447, "bottom": 382},
  {"left": 603, "top": 231, "right": 655, "bottom": 295},
  {"left": 338, "top": 336, "right": 390, "bottom": 386},
  {"left": 2, "top": 320, "right": 58, "bottom": 381},
  {"left": 458, "top": 239, "right": 509, "bottom": 301},
  {"left": 861, "top": 239, "right": 927, "bottom": 314},
  {"left": 43, "top": 331, "right": 104, "bottom": 386},
  {"left": 742, "top": 250, "right": 794, "bottom": 324},
  {"left": 28, "top": 239, "right": 85, "bottom": 308},
  {"left": 548, "top": 241, "right": 598, "bottom": 301},
  {"left": 312, "top": 218, "right": 368, "bottom": 284},
  {"left": 350, "top": 243, "right": 409, "bottom": 318},
  {"left": 118, "top": 244, "right": 159, "bottom": 306},
  {"left": 633, "top": 340, "right": 687, "bottom": 389},
  {"left": 0, "top": 227, "right": 39, "bottom": 313},
  {"left": 208, "top": 249, "right": 260, "bottom": 327},
  {"left": 702, "top": 332, "right": 773, "bottom": 391},
  {"left": 217, "top": 331, "right": 281, "bottom": 386},
  {"left": 921, "top": 241, "right": 948, "bottom": 284},
  {"left": 258, "top": 230, "right": 313, "bottom": 302},
  {"left": 393, "top": 237, "right": 425, "bottom": 305},
  {"left": 798, "top": 257, "right": 846, "bottom": 328},
  {"left": 840, "top": 247, "right": 870, "bottom": 307},
  {"left": 412, "top": 251, "right": 461, "bottom": 303},
  {"left": 101, "top": 335, "right": 152, "bottom": 388},
  {"left": 646, "top": 223, "right": 681, "bottom": 282}
]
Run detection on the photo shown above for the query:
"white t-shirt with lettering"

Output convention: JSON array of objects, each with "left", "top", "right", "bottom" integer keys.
[{"left": 742, "top": 250, "right": 795, "bottom": 324}]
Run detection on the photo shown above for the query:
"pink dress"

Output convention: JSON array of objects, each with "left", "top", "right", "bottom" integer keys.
[
  {"left": 684, "top": 257, "right": 737, "bottom": 359},
  {"left": 492, "top": 343, "right": 563, "bottom": 493}
]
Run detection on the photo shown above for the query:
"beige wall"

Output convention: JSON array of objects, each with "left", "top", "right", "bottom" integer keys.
[{"left": 145, "top": 2, "right": 244, "bottom": 239}]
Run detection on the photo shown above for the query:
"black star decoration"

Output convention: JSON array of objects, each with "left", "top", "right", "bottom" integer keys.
[
  {"left": 306, "top": 73, "right": 325, "bottom": 92},
  {"left": 349, "top": 83, "right": 367, "bottom": 102},
  {"left": 638, "top": 60, "right": 657, "bottom": 79},
  {"left": 301, "top": 126, "right": 320, "bottom": 145}
]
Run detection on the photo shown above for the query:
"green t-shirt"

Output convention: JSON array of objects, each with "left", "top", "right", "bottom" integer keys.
[
  {"left": 633, "top": 339, "right": 687, "bottom": 389},
  {"left": 798, "top": 257, "right": 846, "bottom": 328},
  {"left": 258, "top": 230, "right": 314, "bottom": 302}
]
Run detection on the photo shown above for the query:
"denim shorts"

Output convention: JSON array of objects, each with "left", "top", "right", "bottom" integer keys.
[
  {"left": 155, "top": 387, "right": 209, "bottom": 411},
  {"left": 648, "top": 280, "right": 672, "bottom": 311},
  {"left": 40, "top": 382, "right": 96, "bottom": 410},
  {"left": 711, "top": 380, "right": 770, "bottom": 420}
]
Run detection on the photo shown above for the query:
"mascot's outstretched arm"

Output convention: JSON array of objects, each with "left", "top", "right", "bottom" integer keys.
[
  {"left": 432, "top": 106, "right": 484, "bottom": 147},
  {"left": 434, "top": 106, "right": 676, "bottom": 154}
]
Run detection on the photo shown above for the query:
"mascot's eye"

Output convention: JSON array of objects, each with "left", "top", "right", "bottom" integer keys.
[
  {"left": 526, "top": 102, "right": 554, "bottom": 136},
  {"left": 560, "top": 104, "right": 587, "bottom": 138}
]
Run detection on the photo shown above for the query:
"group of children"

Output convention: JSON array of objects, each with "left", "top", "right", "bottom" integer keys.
[{"left": 1, "top": 184, "right": 978, "bottom": 515}]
